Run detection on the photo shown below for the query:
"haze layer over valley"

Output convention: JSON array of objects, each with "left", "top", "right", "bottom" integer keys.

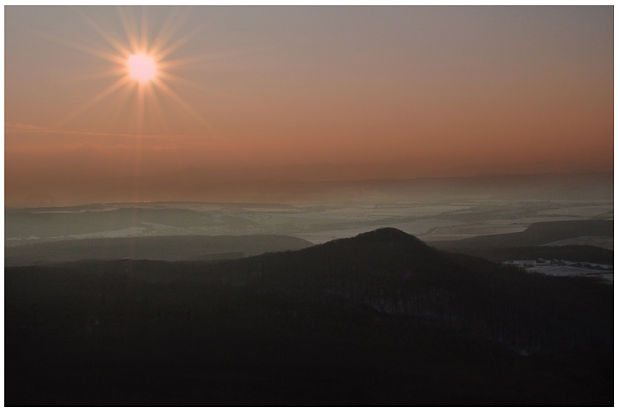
[{"left": 6, "top": 173, "right": 612, "bottom": 246}]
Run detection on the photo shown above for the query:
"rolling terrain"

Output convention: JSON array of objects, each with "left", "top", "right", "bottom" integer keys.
[
  {"left": 5, "top": 234, "right": 312, "bottom": 266},
  {"left": 431, "top": 219, "right": 612, "bottom": 250},
  {"left": 431, "top": 219, "right": 613, "bottom": 264}
]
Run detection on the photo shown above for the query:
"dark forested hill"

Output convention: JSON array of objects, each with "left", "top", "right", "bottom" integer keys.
[{"left": 5, "top": 228, "right": 612, "bottom": 406}]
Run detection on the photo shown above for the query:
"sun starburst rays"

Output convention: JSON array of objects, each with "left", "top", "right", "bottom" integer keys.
[{"left": 50, "top": 7, "right": 211, "bottom": 136}]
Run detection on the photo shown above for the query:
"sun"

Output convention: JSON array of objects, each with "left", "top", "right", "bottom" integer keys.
[
  {"left": 56, "top": 9, "right": 213, "bottom": 133},
  {"left": 127, "top": 53, "right": 157, "bottom": 83}
]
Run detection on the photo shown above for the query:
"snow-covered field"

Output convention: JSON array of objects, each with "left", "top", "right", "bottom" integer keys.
[{"left": 505, "top": 259, "right": 613, "bottom": 284}]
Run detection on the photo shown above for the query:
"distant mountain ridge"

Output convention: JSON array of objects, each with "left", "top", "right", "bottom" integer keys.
[
  {"left": 431, "top": 219, "right": 613, "bottom": 250},
  {"left": 428, "top": 219, "right": 614, "bottom": 264},
  {"left": 5, "top": 234, "right": 312, "bottom": 266}
]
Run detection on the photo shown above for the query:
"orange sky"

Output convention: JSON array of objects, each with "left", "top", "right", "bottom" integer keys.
[{"left": 5, "top": 6, "right": 613, "bottom": 206}]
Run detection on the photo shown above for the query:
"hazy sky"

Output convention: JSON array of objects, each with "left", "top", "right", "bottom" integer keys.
[{"left": 5, "top": 6, "right": 613, "bottom": 205}]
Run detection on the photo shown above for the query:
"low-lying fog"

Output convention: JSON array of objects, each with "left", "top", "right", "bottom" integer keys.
[{"left": 6, "top": 174, "right": 613, "bottom": 247}]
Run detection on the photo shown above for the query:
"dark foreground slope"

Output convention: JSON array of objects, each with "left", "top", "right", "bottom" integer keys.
[
  {"left": 5, "top": 228, "right": 612, "bottom": 406},
  {"left": 5, "top": 234, "right": 312, "bottom": 266}
]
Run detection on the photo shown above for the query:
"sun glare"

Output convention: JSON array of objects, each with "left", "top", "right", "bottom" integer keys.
[
  {"left": 57, "top": 9, "right": 213, "bottom": 134},
  {"left": 127, "top": 53, "right": 157, "bottom": 82}
]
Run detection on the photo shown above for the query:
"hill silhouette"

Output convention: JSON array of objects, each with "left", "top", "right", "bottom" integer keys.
[{"left": 5, "top": 228, "right": 612, "bottom": 405}]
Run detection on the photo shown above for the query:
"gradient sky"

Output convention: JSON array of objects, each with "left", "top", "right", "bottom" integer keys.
[{"left": 5, "top": 6, "right": 613, "bottom": 205}]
